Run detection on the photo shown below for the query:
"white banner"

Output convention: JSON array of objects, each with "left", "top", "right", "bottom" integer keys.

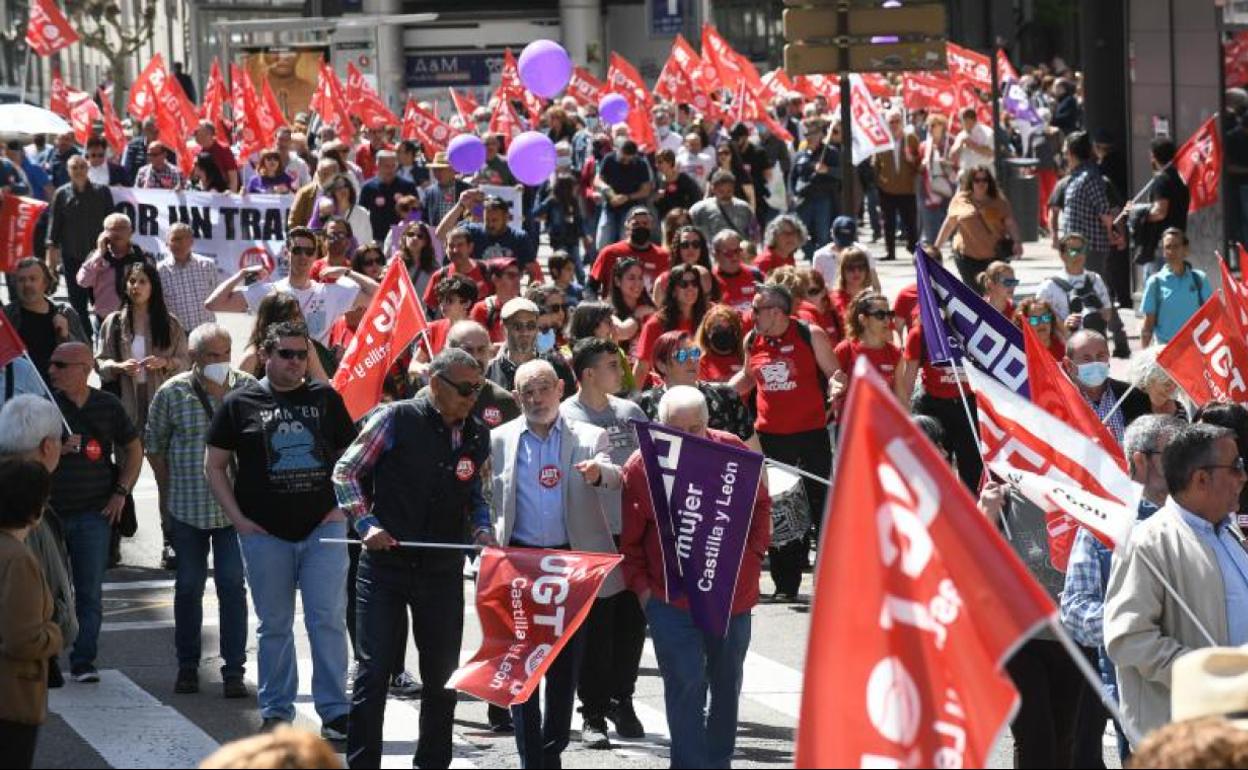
[{"left": 109, "top": 187, "right": 294, "bottom": 281}]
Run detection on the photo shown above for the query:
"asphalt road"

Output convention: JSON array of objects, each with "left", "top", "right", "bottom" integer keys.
[{"left": 21, "top": 237, "right": 1131, "bottom": 769}]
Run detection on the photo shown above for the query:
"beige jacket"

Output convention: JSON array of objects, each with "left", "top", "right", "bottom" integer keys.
[
  {"left": 0, "top": 530, "right": 63, "bottom": 725},
  {"left": 1104, "top": 501, "right": 1233, "bottom": 746},
  {"left": 96, "top": 310, "right": 189, "bottom": 432}
]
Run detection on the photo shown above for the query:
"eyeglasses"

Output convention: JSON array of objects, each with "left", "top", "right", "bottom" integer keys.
[
  {"left": 327, "top": 232, "right": 348, "bottom": 241},
  {"left": 1065, "top": 247, "right": 1087, "bottom": 257},
  {"left": 508, "top": 321, "right": 539, "bottom": 332},
  {"left": 863, "top": 309, "right": 894, "bottom": 321},
  {"left": 406, "top": 231, "right": 426, "bottom": 239},
  {"left": 275, "top": 349, "right": 309, "bottom": 361},
  {"left": 290, "top": 246, "right": 317, "bottom": 256},
  {"left": 670, "top": 347, "right": 702, "bottom": 364},
  {"left": 436, "top": 372, "right": 485, "bottom": 398},
  {"left": 547, "top": 304, "right": 567, "bottom": 313},
  {"left": 1027, "top": 313, "right": 1055, "bottom": 326},
  {"left": 1200, "top": 458, "right": 1247, "bottom": 474},
  {"left": 844, "top": 264, "right": 868, "bottom": 273},
  {"left": 676, "top": 278, "right": 701, "bottom": 289}
]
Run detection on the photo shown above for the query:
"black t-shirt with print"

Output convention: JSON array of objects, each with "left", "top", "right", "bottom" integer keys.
[
  {"left": 52, "top": 389, "right": 139, "bottom": 515},
  {"left": 207, "top": 379, "right": 358, "bottom": 542}
]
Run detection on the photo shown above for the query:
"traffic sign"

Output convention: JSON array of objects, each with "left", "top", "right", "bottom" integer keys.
[
  {"left": 784, "top": 40, "right": 947, "bottom": 75},
  {"left": 782, "top": 4, "right": 946, "bottom": 39}
]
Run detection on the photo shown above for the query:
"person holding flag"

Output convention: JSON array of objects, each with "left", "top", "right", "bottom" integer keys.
[{"left": 619, "top": 386, "right": 771, "bottom": 768}]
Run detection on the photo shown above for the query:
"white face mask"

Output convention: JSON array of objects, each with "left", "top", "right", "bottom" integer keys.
[{"left": 201, "top": 362, "right": 230, "bottom": 386}]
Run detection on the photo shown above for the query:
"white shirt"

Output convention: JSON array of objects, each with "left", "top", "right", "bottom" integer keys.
[
  {"left": 954, "top": 124, "right": 995, "bottom": 175},
  {"left": 285, "top": 153, "right": 311, "bottom": 188},
  {"left": 811, "top": 242, "right": 879, "bottom": 288},
  {"left": 243, "top": 277, "right": 360, "bottom": 345},
  {"left": 656, "top": 128, "right": 684, "bottom": 155},
  {"left": 676, "top": 147, "right": 716, "bottom": 185},
  {"left": 1036, "top": 270, "right": 1111, "bottom": 321},
  {"left": 87, "top": 162, "right": 111, "bottom": 186}
]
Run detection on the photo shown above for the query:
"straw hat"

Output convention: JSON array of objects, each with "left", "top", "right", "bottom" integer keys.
[
  {"left": 426, "top": 151, "right": 451, "bottom": 170},
  {"left": 1171, "top": 646, "right": 1248, "bottom": 727}
]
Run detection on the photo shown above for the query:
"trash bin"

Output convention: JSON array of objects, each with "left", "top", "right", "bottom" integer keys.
[{"left": 1002, "top": 157, "right": 1039, "bottom": 243}]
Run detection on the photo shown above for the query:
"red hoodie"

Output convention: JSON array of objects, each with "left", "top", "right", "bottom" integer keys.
[{"left": 619, "top": 429, "right": 772, "bottom": 614}]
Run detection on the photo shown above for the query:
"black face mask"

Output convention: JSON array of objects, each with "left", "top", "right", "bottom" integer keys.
[
  {"left": 708, "top": 327, "right": 739, "bottom": 354},
  {"left": 629, "top": 227, "right": 651, "bottom": 247}
]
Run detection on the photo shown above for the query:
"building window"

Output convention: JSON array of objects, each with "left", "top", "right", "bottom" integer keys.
[{"left": 712, "top": 0, "right": 784, "bottom": 68}]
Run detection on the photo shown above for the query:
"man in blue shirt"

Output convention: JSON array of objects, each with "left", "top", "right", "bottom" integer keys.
[
  {"left": 358, "top": 149, "right": 418, "bottom": 242},
  {"left": 1140, "top": 227, "right": 1209, "bottom": 347},
  {"left": 436, "top": 189, "right": 542, "bottom": 284}
]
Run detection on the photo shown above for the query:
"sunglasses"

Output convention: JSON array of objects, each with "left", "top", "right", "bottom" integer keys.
[
  {"left": 678, "top": 240, "right": 703, "bottom": 249},
  {"left": 863, "top": 309, "right": 894, "bottom": 321},
  {"left": 48, "top": 360, "right": 83, "bottom": 369},
  {"left": 547, "top": 304, "right": 567, "bottom": 313},
  {"left": 671, "top": 347, "right": 702, "bottom": 364},
  {"left": 290, "top": 246, "right": 317, "bottom": 256},
  {"left": 437, "top": 372, "right": 484, "bottom": 398},
  {"left": 508, "top": 321, "right": 539, "bottom": 332},
  {"left": 1000, "top": 278, "right": 1020, "bottom": 288},
  {"left": 328, "top": 232, "right": 349, "bottom": 241},
  {"left": 1027, "top": 314, "right": 1054, "bottom": 326},
  {"left": 360, "top": 258, "right": 384, "bottom": 267},
  {"left": 406, "top": 231, "right": 426, "bottom": 239},
  {"left": 275, "top": 349, "right": 309, "bottom": 361},
  {"left": 972, "top": 176, "right": 991, "bottom": 183},
  {"left": 676, "top": 278, "right": 701, "bottom": 289},
  {"left": 1065, "top": 247, "right": 1087, "bottom": 257}
]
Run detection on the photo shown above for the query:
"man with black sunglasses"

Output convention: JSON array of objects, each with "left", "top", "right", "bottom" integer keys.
[
  {"left": 332, "top": 347, "right": 493, "bottom": 769},
  {"left": 205, "top": 322, "right": 359, "bottom": 742}
]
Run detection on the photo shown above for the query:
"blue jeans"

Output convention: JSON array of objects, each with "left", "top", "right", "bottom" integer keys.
[
  {"left": 595, "top": 206, "right": 628, "bottom": 251},
  {"left": 796, "top": 196, "right": 834, "bottom": 259},
  {"left": 511, "top": 625, "right": 586, "bottom": 769},
  {"left": 920, "top": 199, "right": 950, "bottom": 244},
  {"left": 170, "top": 518, "right": 248, "bottom": 677},
  {"left": 646, "top": 599, "right": 752, "bottom": 769},
  {"left": 61, "top": 511, "right": 111, "bottom": 669},
  {"left": 238, "top": 520, "right": 350, "bottom": 722}
]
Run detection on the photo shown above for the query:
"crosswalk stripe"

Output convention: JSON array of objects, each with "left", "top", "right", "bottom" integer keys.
[
  {"left": 642, "top": 639, "right": 804, "bottom": 720},
  {"left": 48, "top": 670, "right": 220, "bottom": 769}
]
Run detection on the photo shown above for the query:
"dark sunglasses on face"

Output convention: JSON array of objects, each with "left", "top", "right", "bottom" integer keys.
[
  {"left": 676, "top": 278, "right": 700, "bottom": 289},
  {"left": 1001, "top": 278, "right": 1020, "bottom": 288},
  {"left": 864, "top": 309, "right": 894, "bottom": 321},
  {"left": 437, "top": 372, "right": 484, "bottom": 398},
  {"left": 671, "top": 347, "right": 702, "bottom": 364},
  {"left": 48, "top": 360, "right": 82, "bottom": 369},
  {"left": 1028, "top": 314, "right": 1054, "bottom": 326},
  {"left": 275, "top": 348, "right": 309, "bottom": 361},
  {"left": 678, "top": 240, "right": 703, "bottom": 249},
  {"left": 509, "top": 321, "right": 539, "bottom": 332},
  {"left": 328, "top": 232, "right": 348, "bottom": 241},
  {"left": 360, "top": 258, "right": 384, "bottom": 267},
  {"left": 290, "top": 245, "right": 317, "bottom": 256},
  {"left": 1066, "top": 247, "right": 1086, "bottom": 257},
  {"left": 547, "top": 304, "right": 567, "bottom": 313},
  {"left": 973, "top": 176, "right": 991, "bottom": 183}
]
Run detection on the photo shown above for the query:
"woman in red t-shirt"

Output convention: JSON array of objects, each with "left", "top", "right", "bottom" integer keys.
[
  {"left": 695, "top": 304, "right": 746, "bottom": 383},
  {"left": 754, "top": 214, "right": 809, "bottom": 277},
  {"left": 609, "top": 258, "right": 657, "bottom": 359},
  {"left": 829, "top": 246, "right": 873, "bottom": 320},
  {"left": 1014, "top": 297, "right": 1067, "bottom": 361},
  {"left": 976, "top": 260, "right": 1017, "bottom": 320},
  {"left": 833, "top": 290, "right": 904, "bottom": 412},
  {"left": 634, "top": 263, "right": 707, "bottom": 385},
  {"left": 653, "top": 225, "right": 719, "bottom": 305},
  {"left": 801, "top": 267, "right": 844, "bottom": 346}
]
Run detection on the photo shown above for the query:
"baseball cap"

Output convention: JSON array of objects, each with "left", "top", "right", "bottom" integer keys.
[
  {"left": 501, "top": 297, "right": 541, "bottom": 320},
  {"left": 831, "top": 216, "right": 858, "bottom": 248},
  {"left": 486, "top": 257, "right": 520, "bottom": 277}
]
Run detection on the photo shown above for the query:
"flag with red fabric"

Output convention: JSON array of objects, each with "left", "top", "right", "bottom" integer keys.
[
  {"left": 69, "top": 97, "right": 101, "bottom": 147},
  {"left": 566, "top": 67, "right": 604, "bottom": 108},
  {"left": 860, "top": 73, "right": 893, "bottom": 99},
  {"left": 1222, "top": 252, "right": 1248, "bottom": 338},
  {"left": 310, "top": 62, "right": 355, "bottom": 145},
  {"left": 448, "top": 546, "right": 622, "bottom": 708},
  {"left": 230, "top": 64, "right": 270, "bottom": 160},
  {"left": 990, "top": 463, "right": 1138, "bottom": 553},
  {"left": 498, "top": 48, "right": 525, "bottom": 102},
  {"left": 732, "top": 80, "right": 793, "bottom": 143},
  {"left": 996, "top": 49, "right": 1021, "bottom": 83},
  {"left": 606, "top": 53, "right": 657, "bottom": 152},
  {"left": 401, "top": 100, "right": 456, "bottom": 152},
  {"left": 1173, "top": 115, "right": 1222, "bottom": 213},
  {"left": 759, "top": 69, "right": 795, "bottom": 103},
  {"left": 127, "top": 54, "right": 166, "bottom": 121},
  {"left": 0, "top": 305, "right": 26, "bottom": 368},
  {"left": 946, "top": 43, "right": 993, "bottom": 125},
  {"left": 260, "top": 78, "right": 288, "bottom": 130},
  {"left": 449, "top": 87, "right": 479, "bottom": 125},
  {"left": 666, "top": 34, "right": 719, "bottom": 115},
  {"left": 655, "top": 46, "right": 697, "bottom": 105},
  {"left": 200, "top": 59, "right": 230, "bottom": 138},
  {"left": 49, "top": 69, "right": 69, "bottom": 118},
  {"left": 154, "top": 66, "right": 200, "bottom": 173},
  {"left": 902, "top": 72, "right": 956, "bottom": 113},
  {"left": 346, "top": 62, "right": 400, "bottom": 129},
  {"left": 701, "top": 24, "right": 754, "bottom": 92},
  {"left": 25, "top": 0, "right": 78, "bottom": 57},
  {"left": 332, "top": 259, "right": 427, "bottom": 421},
  {"left": 1156, "top": 292, "right": 1248, "bottom": 407},
  {"left": 522, "top": 89, "right": 546, "bottom": 125},
  {"left": 796, "top": 360, "right": 1055, "bottom": 768},
  {"left": 488, "top": 96, "right": 523, "bottom": 147},
  {"left": 0, "top": 194, "right": 48, "bottom": 274},
  {"left": 97, "top": 88, "right": 127, "bottom": 158}
]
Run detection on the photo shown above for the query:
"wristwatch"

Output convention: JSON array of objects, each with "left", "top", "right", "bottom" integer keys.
[{"left": 114, "top": 484, "right": 130, "bottom": 497}]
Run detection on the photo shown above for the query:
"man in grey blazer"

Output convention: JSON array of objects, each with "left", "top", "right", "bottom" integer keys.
[{"left": 482, "top": 358, "right": 623, "bottom": 769}]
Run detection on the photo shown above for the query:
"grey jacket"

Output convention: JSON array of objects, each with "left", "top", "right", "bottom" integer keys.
[
  {"left": 489, "top": 415, "right": 624, "bottom": 597},
  {"left": 25, "top": 510, "right": 77, "bottom": 647}
]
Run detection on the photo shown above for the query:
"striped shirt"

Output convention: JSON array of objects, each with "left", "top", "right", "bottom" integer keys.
[
  {"left": 158, "top": 254, "right": 219, "bottom": 332},
  {"left": 134, "top": 163, "right": 185, "bottom": 190},
  {"left": 144, "top": 369, "right": 256, "bottom": 529}
]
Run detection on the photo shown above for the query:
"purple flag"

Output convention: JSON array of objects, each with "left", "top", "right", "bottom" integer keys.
[
  {"left": 914, "top": 248, "right": 1031, "bottom": 397},
  {"left": 633, "top": 419, "right": 764, "bottom": 638},
  {"left": 1002, "top": 80, "right": 1044, "bottom": 128}
]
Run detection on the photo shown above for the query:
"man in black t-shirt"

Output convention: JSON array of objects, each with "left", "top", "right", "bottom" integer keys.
[
  {"left": 594, "top": 140, "right": 654, "bottom": 250},
  {"left": 205, "top": 321, "right": 358, "bottom": 739},
  {"left": 3, "top": 257, "right": 89, "bottom": 379},
  {"left": 48, "top": 342, "right": 143, "bottom": 683},
  {"left": 729, "top": 122, "right": 775, "bottom": 227},
  {"left": 1146, "top": 137, "right": 1190, "bottom": 235}
]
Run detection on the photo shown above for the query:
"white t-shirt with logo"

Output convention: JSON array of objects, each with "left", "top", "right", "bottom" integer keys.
[{"left": 243, "top": 278, "right": 360, "bottom": 345}]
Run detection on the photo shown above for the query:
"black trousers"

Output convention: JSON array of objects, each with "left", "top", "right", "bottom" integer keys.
[
  {"left": 954, "top": 254, "right": 994, "bottom": 288},
  {"left": 912, "top": 391, "right": 981, "bottom": 492},
  {"left": 0, "top": 719, "right": 38, "bottom": 769},
  {"left": 577, "top": 589, "right": 646, "bottom": 719},
  {"left": 347, "top": 554, "right": 464, "bottom": 770},
  {"left": 62, "top": 257, "right": 93, "bottom": 344},
  {"left": 1072, "top": 645, "right": 1109, "bottom": 769},
  {"left": 878, "top": 192, "right": 918, "bottom": 260},
  {"left": 1006, "top": 638, "right": 1086, "bottom": 769},
  {"left": 511, "top": 627, "right": 588, "bottom": 769},
  {"left": 759, "top": 429, "right": 833, "bottom": 596},
  {"left": 346, "top": 532, "right": 407, "bottom": 677}
]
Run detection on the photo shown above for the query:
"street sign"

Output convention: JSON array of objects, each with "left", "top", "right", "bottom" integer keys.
[
  {"left": 782, "top": 4, "right": 946, "bottom": 39},
  {"left": 785, "top": 40, "right": 947, "bottom": 75},
  {"left": 782, "top": 0, "right": 947, "bottom": 75},
  {"left": 651, "top": 0, "right": 686, "bottom": 38}
]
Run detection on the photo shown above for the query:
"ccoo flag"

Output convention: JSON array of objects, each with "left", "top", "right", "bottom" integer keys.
[
  {"left": 448, "top": 546, "right": 621, "bottom": 707},
  {"left": 633, "top": 419, "right": 765, "bottom": 637}
]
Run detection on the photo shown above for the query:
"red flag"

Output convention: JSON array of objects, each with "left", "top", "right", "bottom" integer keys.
[
  {"left": 701, "top": 24, "right": 747, "bottom": 92},
  {"left": 200, "top": 59, "right": 230, "bottom": 138},
  {"left": 448, "top": 546, "right": 622, "bottom": 708},
  {"left": 230, "top": 64, "right": 272, "bottom": 159},
  {"left": 606, "top": 53, "right": 656, "bottom": 152},
  {"left": 655, "top": 43, "right": 697, "bottom": 105},
  {"left": 565, "top": 67, "right": 603, "bottom": 108},
  {"left": 69, "top": 97, "right": 101, "bottom": 147},
  {"left": 488, "top": 96, "right": 523, "bottom": 146},
  {"left": 1156, "top": 293, "right": 1248, "bottom": 407},
  {"left": 49, "top": 69, "right": 69, "bottom": 118},
  {"left": 97, "top": 88, "right": 126, "bottom": 158},
  {"left": 1173, "top": 115, "right": 1222, "bottom": 213},
  {"left": 860, "top": 73, "right": 893, "bottom": 98},
  {"left": 758, "top": 69, "right": 794, "bottom": 104},
  {"left": 946, "top": 42, "right": 992, "bottom": 90},
  {"left": 0, "top": 308, "right": 26, "bottom": 368},
  {"left": 401, "top": 99, "right": 456, "bottom": 152},
  {"left": 0, "top": 194, "right": 48, "bottom": 274},
  {"left": 797, "top": 361, "right": 1055, "bottom": 768},
  {"left": 346, "top": 62, "right": 400, "bottom": 129},
  {"left": 902, "top": 72, "right": 956, "bottom": 113},
  {"left": 449, "top": 87, "right": 479, "bottom": 125},
  {"left": 331, "top": 260, "right": 427, "bottom": 421},
  {"left": 996, "top": 49, "right": 1021, "bottom": 83},
  {"left": 128, "top": 54, "right": 166, "bottom": 121},
  {"left": 260, "top": 78, "right": 288, "bottom": 130},
  {"left": 25, "top": 0, "right": 78, "bottom": 57},
  {"left": 666, "top": 35, "right": 719, "bottom": 115},
  {"left": 522, "top": 89, "right": 546, "bottom": 125},
  {"left": 1222, "top": 252, "right": 1248, "bottom": 338},
  {"left": 310, "top": 62, "right": 355, "bottom": 145},
  {"left": 731, "top": 80, "right": 793, "bottom": 143},
  {"left": 498, "top": 48, "right": 525, "bottom": 102}
]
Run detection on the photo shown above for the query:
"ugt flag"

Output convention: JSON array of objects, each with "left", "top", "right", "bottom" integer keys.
[
  {"left": 797, "top": 360, "right": 1055, "bottom": 768},
  {"left": 1156, "top": 292, "right": 1248, "bottom": 407},
  {"left": 448, "top": 547, "right": 621, "bottom": 707},
  {"left": 0, "top": 195, "right": 48, "bottom": 273},
  {"left": 26, "top": 0, "right": 78, "bottom": 56},
  {"left": 633, "top": 419, "right": 764, "bottom": 638},
  {"left": 1174, "top": 115, "right": 1221, "bottom": 213},
  {"left": 331, "top": 259, "right": 427, "bottom": 421},
  {"left": 914, "top": 246, "right": 1029, "bottom": 397}
]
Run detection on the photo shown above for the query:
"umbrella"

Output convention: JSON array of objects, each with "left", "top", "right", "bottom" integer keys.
[{"left": 0, "top": 104, "right": 72, "bottom": 136}]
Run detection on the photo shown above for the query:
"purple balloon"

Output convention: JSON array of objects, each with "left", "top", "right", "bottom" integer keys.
[
  {"left": 447, "top": 134, "right": 486, "bottom": 174},
  {"left": 507, "top": 131, "right": 558, "bottom": 186},
  {"left": 518, "top": 40, "right": 573, "bottom": 99},
  {"left": 599, "top": 93, "right": 630, "bottom": 126}
]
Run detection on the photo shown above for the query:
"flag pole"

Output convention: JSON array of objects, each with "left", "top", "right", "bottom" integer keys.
[
  {"left": 1138, "top": 552, "right": 1218, "bottom": 646},
  {"left": 1100, "top": 384, "right": 1137, "bottom": 426},
  {"left": 764, "top": 456, "right": 831, "bottom": 487},
  {"left": 320, "top": 538, "right": 481, "bottom": 552},
  {"left": 21, "top": 351, "right": 73, "bottom": 435},
  {"left": 1047, "top": 617, "right": 1143, "bottom": 748},
  {"left": 19, "top": 47, "right": 31, "bottom": 105},
  {"left": 947, "top": 358, "right": 1013, "bottom": 539}
]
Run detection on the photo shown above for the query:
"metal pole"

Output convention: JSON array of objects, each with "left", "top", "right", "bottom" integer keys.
[
  {"left": 1048, "top": 617, "right": 1143, "bottom": 749},
  {"left": 988, "top": 5, "right": 1002, "bottom": 181},
  {"left": 18, "top": 47, "right": 31, "bottom": 104},
  {"left": 838, "top": 1, "right": 854, "bottom": 217}
]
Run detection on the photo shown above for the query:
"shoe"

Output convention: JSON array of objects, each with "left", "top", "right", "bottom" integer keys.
[
  {"left": 48, "top": 658, "right": 64, "bottom": 689},
  {"left": 607, "top": 698, "right": 645, "bottom": 739},
  {"left": 223, "top": 676, "right": 248, "bottom": 699},
  {"left": 771, "top": 591, "right": 799, "bottom": 604},
  {"left": 388, "top": 670, "right": 422, "bottom": 698},
  {"left": 161, "top": 545, "right": 178, "bottom": 571},
  {"left": 70, "top": 664, "right": 100, "bottom": 683},
  {"left": 488, "top": 704, "right": 514, "bottom": 733},
  {"left": 581, "top": 716, "right": 612, "bottom": 749},
  {"left": 320, "top": 714, "right": 349, "bottom": 742},
  {"left": 175, "top": 667, "right": 199, "bottom": 694},
  {"left": 260, "top": 716, "right": 290, "bottom": 733}
]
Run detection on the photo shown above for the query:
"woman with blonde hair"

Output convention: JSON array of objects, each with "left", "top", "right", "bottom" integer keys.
[
  {"left": 829, "top": 246, "right": 873, "bottom": 319},
  {"left": 976, "top": 260, "right": 1018, "bottom": 317}
]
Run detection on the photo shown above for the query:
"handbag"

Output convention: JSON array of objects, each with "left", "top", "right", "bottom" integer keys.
[{"left": 975, "top": 204, "right": 1014, "bottom": 262}]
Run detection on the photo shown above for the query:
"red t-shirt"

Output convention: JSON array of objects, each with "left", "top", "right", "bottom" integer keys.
[
  {"left": 590, "top": 242, "right": 671, "bottom": 295},
  {"left": 795, "top": 300, "right": 823, "bottom": 329},
  {"left": 753, "top": 248, "right": 795, "bottom": 277},
  {"left": 905, "top": 324, "right": 964, "bottom": 400},
  {"left": 1045, "top": 333, "right": 1066, "bottom": 361},
  {"left": 425, "top": 318, "right": 452, "bottom": 357},
  {"left": 748, "top": 321, "right": 827, "bottom": 435},
  {"left": 470, "top": 296, "right": 508, "bottom": 343},
  {"left": 422, "top": 261, "right": 492, "bottom": 312},
  {"left": 203, "top": 140, "right": 238, "bottom": 177},
  {"left": 699, "top": 350, "right": 744, "bottom": 382},
  {"left": 834, "top": 339, "right": 902, "bottom": 388},
  {"left": 635, "top": 315, "right": 694, "bottom": 367},
  {"left": 894, "top": 283, "right": 920, "bottom": 324},
  {"left": 830, "top": 288, "right": 856, "bottom": 319},
  {"left": 715, "top": 266, "right": 764, "bottom": 313}
]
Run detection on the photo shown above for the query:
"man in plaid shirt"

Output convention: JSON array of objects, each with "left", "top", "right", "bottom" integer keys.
[
  {"left": 144, "top": 323, "right": 255, "bottom": 697},
  {"left": 157, "top": 223, "right": 218, "bottom": 333},
  {"left": 1060, "top": 414, "right": 1180, "bottom": 759},
  {"left": 133, "top": 141, "right": 185, "bottom": 190}
]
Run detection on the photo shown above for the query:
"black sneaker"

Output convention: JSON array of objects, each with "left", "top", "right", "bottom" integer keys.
[
  {"left": 70, "top": 664, "right": 100, "bottom": 683},
  {"left": 223, "top": 676, "right": 248, "bottom": 699},
  {"left": 260, "top": 716, "right": 290, "bottom": 733},
  {"left": 581, "top": 716, "right": 611, "bottom": 749},
  {"left": 487, "top": 704, "right": 514, "bottom": 733},
  {"left": 320, "top": 714, "right": 349, "bottom": 742},
  {"left": 388, "top": 670, "right": 422, "bottom": 698},
  {"left": 607, "top": 698, "right": 645, "bottom": 739},
  {"left": 47, "top": 657, "right": 64, "bottom": 689},
  {"left": 175, "top": 667, "right": 199, "bottom": 694}
]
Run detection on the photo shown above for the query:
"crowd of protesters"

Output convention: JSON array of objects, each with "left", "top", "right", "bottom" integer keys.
[{"left": 2, "top": 49, "right": 1247, "bottom": 770}]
